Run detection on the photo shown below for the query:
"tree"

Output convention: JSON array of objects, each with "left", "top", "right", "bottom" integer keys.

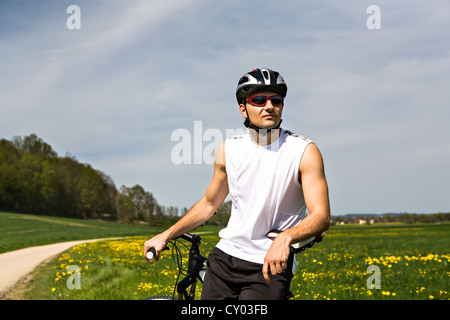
[
  {"left": 1, "top": 134, "right": 119, "bottom": 218},
  {"left": 77, "top": 165, "right": 100, "bottom": 218},
  {"left": 76, "top": 165, "right": 118, "bottom": 219},
  {"left": 116, "top": 185, "right": 159, "bottom": 223},
  {"left": 12, "top": 133, "right": 57, "bottom": 159},
  {"left": 16, "top": 152, "right": 43, "bottom": 213},
  {"left": 0, "top": 139, "right": 21, "bottom": 211},
  {"left": 0, "top": 134, "right": 165, "bottom": 223},
  {"left": 116, "top": 188, "right": 135, "bottom": 224},
  {"left": 53, "top": 155, "right": 85, "bottom": 217},
  {"left": 207, "top": 200, "right": 232, "bottom": 227},
  {"left": 40, "top": 160, "right": 59, "bottom": 214}
]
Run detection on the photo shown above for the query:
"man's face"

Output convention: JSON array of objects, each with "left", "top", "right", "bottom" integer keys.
[{"left": 239, "top": 91, "right": 284, "bottom": 130}]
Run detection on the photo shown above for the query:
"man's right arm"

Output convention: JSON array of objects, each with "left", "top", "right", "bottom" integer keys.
[{"left": 144, "top": 140, "right": 228, "bottom": 262}]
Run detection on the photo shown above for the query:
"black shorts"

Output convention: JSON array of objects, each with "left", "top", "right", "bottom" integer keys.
[{"left": 200, "top": 247, "right": 292, "bottom": 300}]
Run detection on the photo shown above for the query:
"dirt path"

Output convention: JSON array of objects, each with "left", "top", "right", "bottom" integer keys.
[{"left": 0, "top": 238, "right": 118, "bottom": 299}]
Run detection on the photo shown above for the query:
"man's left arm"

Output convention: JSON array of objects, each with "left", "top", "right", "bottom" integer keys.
[{"left": 262, "top": 143, "right": 331, "bottom": 283}]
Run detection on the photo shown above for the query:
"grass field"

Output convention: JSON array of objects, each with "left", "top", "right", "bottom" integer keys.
[
  {"left": 2, "top": 212, "right": 449, "bottom": 300},
  {"left": 0, "top": 211, "right": 172, "bottom": 254}
]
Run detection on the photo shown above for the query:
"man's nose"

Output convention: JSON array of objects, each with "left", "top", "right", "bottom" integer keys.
[{"left": 264, "top": 99, "right": 275, "bottom": 110}]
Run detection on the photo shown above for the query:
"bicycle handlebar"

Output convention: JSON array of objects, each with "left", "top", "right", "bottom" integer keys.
[
  {"left": 146, "top": 248, "right": 156, "bottom": 260},
  {"left": 266, "top": 230, "right": 325, "bottom": 252},
  {"left": 146, "top": 245, "right": 171, "bottom": 260},
  {"left": 146, "top": 232, "right": 198, "bottom": 260},
  {"left": 147, "top": 230, "right": 324, "bottom": 260}
]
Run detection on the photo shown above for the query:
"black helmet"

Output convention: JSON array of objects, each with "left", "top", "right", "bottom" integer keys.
[{"left": 236, "top": 68, "right": 287, "bottom": 104}]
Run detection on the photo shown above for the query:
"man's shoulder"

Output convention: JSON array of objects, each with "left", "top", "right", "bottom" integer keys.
[
  {"left": 227, "top": 131, "right": 248, "bottom": 140},
  {"left": 284, "top": 129, "right": 311, "bottom": 142},
  {"left": 224, "top": 131, "right": 249, "bottom": 153}
]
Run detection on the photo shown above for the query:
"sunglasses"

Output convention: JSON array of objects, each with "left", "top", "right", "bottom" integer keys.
[{"left": 246, "top": 95, "right": 284, "bottom": 107}]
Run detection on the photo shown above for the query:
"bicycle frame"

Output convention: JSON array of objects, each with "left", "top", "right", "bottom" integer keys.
[{"left": 173, "top": 233, "right": 207, "bottom": 300}]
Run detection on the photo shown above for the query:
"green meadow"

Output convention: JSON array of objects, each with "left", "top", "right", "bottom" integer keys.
[
  {"left": 0, "top": 211, "right": 172, "bottom": 254},
  {"left": 1, "top": 212, "right": 449, "bottom": 300}
]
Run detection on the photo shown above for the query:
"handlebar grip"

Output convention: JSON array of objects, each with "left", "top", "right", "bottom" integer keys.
[{"left": 146, "top": 248, "right": 156, "bottom": 260}]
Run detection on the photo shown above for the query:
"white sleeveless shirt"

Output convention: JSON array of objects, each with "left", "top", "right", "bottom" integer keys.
[{"left": 216, "top": 128, "right": 313, "bottom": 264}]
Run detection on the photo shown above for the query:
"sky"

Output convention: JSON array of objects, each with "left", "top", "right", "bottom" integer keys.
[{"left": 1, "top": 0, "right": 449, "bottom": 215}]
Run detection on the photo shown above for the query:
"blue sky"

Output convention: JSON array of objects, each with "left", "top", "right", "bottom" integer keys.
[{"left": 1, "top": 0, "right": 449, "bottom": 215}]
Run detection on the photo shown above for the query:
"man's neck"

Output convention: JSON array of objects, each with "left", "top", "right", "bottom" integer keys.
[{"left": 249, "top": 128, "right": 282, "bottom": 146}]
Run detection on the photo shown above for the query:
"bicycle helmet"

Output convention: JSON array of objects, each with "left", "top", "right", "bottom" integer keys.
[
  {"left": 236, "top": 68, "right": 287, "bottom": 105},
  {"left": 235, "top": 68, "right": 287, "bottom": 131}
]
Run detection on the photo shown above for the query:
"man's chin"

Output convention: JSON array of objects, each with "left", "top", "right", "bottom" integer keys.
[{"left": 260, "top": 119, "right": 280, "bottom": 130}]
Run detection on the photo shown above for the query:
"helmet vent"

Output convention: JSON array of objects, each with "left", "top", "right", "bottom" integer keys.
[{"left": 238, "top": 76, "right": 249, "bottom": 85}]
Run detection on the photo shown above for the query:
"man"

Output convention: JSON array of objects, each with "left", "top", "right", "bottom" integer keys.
[{"left": 144, "top": 68, "right": 330, "bottom": 300}]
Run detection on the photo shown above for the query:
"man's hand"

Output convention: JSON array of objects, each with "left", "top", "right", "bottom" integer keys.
[
  {"left": 262, "top": 233, "right": 291, "bottom": 283},
  {"left": 143, "top": 233, "right": 169, "bottom": 263}
]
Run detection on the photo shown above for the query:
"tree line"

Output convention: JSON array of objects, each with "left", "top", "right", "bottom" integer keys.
[
  {"left": 332, "top": 212, "right": 450, "bottom": 225},
  {"left": 0, "top": 134, "right": 194, "bottom": 223},
  {"left": 382, "top": 212, "right": 450, "bottom": 224}
]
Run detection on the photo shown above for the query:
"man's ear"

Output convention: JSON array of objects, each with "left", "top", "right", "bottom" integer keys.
[{"left": 239, "top": 104, "right": 247, "bottom": 119}]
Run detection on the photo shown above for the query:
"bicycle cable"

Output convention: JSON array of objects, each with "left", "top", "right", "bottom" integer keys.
[{"left": 167, "top": 239, "right": 190, "bottom": 299}]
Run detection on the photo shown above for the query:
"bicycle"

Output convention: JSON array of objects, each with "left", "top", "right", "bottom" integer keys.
[{"left": 144, "top": 230, "right": 325, "bottom": 300}]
